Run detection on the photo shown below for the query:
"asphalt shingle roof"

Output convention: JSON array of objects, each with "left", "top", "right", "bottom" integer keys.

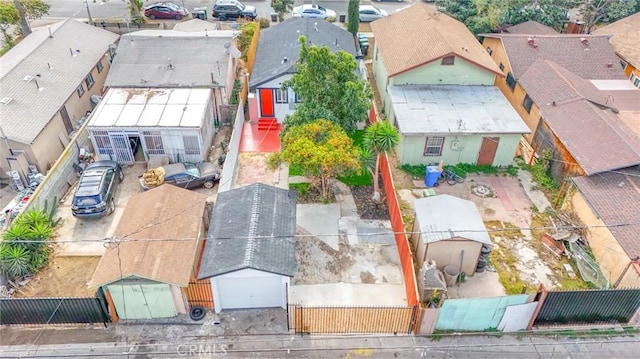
[
  {"left": 371, "top": 3, "right": 501, "bottom": 78},
  {"left": 105, "top": 31, "right": 233, "bottom": 88},
  {"left": 503, "top": 20, "right": 559, "bottom": 35},
  {"left": 572, "top": 167, "right": 640, "bottom": 259},
  {"left": 592, "top": 12, "right": 640, "bottom": 70},
  {"left": 0, "top": 20, "right": 118, "bottom": 144},
  {"left": 198, "top": 183, "right": 297, "bottom": 278},
  {"left": 249, "top": 17, "right": 356, "bottom": 89}
]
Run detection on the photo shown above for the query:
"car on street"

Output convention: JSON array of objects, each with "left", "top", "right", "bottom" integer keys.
[
  {"left": 292, "top": 4, "right": 337, "bottom": 20},
  {"left": 140, "top": 162, "right": 220, "bottom": 191},
  {"left": 144, "top": 2, "right": 189, "bottom": 20},
  {"left": 211, "top": 0, "right": 257, "bottom": 21},
  {"left": 71, "top": 161, "right": 123, "bottom": 218},
  {"left": 373, "top": 0, "right": 404, "bottom": 2},
  {"left": 359, "top": 5, "right": 388, "bottom": 22}
]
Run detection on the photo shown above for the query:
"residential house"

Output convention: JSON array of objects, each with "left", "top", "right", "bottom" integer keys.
[
  {"left": 371, "top": 4, "right": 529, "bottom": 166},
  {"left": 566, "top": 168, "right": 640, "bottom": 288},
  {"left": 481, "top": 33, "right": 640, "bottom": 180},
  {"left": 412, "top": 195, "right": 492, "bottom": 276},
  {"left": 99, "top": 30, "right": 239, "bottom": 164},
  {"left": 88, "top": 184, "right": 207, "bottom": 319},
  {"left": 592, "top": 12, "right": 640, "bottom": 88},
  {"left": 198, "top": 183, "right": 297, "bottom": 313},
  {"left": 0, "top": 19, "right": 118, "bottom": 177},
  {"left": 248, "top": 17, "right": 356, "bottom": 126},
  {"left": 501, "top": 20, "right": 559, "bottom": 35}
]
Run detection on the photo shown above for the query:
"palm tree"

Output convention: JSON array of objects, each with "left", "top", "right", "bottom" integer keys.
[{"left": 363, "top": 120, "right": 400, "bottom": 202}]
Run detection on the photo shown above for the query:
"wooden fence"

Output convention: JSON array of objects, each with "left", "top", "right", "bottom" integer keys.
[
  {"left": 245, "top": 24, "right": 261, "bottom": 75},
  {"left": 288, "top": 304, "right": 418, "bottom": 334},
  {"left": 183, "top": 278, "right": 214, "bottom": 309}
]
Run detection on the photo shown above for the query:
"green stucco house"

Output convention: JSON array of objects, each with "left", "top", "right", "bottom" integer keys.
[{"left": 370, "top": 4, "right": 529, "bottom": 166}]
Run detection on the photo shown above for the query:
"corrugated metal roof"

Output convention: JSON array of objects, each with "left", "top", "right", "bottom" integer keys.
[
  {"left": 88, "top": 88, "right": 209, "bottom": 128},
  {"left": 389, "top": 85, "right": 530, "bottom": 135}
]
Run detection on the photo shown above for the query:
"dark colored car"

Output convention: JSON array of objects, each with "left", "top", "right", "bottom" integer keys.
[
  {"left": 71, "top": 161, "right": 123, "bottom": 218},
  {"left": 140, "top": 162, "right": 220, "bottom": 191},
  {"left": 211, "top": 0, "right": 257, "bottom": 21},
  {"left": 144, "top": 2, "right": 189, "bottom": 20}
]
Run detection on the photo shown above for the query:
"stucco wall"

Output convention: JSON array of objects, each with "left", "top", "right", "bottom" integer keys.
[
  {"left": 617, "top": 263, "right": 640, "bottom": 288},
  {"left": 398, "top": 133, "right": 521, "bottom": 166},
  {"left": 419, "top": 239, "right": 482, "bottom": 277},
  {"left": 254, "top": 74, "right": 296, "bottom": 123},
  {"left": 391, "top": 57, "right": 496, "bottom": 86},
  {"left": 563, "top": 185, "right": 631, "bottom": 285}
]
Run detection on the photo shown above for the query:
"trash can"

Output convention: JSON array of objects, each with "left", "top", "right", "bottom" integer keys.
[
  {"left": 443, "top": 265, "right": 460, "bottom": 287},
  {"left": 193, "top": 7, "right": 207, "bottom": 20},
  {"left": 271, "top": 13, "right": 278, "bottom": 22},
  {"left": 425, "top": 166, "right": 442, "bottom": 187},
  {"left": 339, "top": 14, "right": 346, "bottom": 23}
]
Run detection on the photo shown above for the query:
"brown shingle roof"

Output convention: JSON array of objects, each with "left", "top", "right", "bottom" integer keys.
[
  {"left": 592, "top": 12, "right": 640, "bottom": 69},
  {"left": 504, "top": 20, "right": 559, "bottom": 35},
  {"left": 484, "top": 34, "right": 626, "bottom": 80},
  {"left": 371, "top": 3, "right": 501, "bottom": 77},
  {"left": 89, "top": 185, "right": 207, "bottom": 288},
  {"left": 572, "top": 167, "right": 640, "bottom": 259}
]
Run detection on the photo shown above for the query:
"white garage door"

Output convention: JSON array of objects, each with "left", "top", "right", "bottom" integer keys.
[{"left": 217, "top": 276, "right": 283, "bottom": 310}]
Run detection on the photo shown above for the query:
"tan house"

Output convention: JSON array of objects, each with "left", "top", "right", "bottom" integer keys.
[
  {"left": 481, "top": 33, "right": 640, "bottom": 180},
  {"left": 0, "top": 19, "right": 118, "bottom": 177},
  {"left": 592, "top": 12, "right": 640, "bottom": 88},
  {"left": 89, "top": 184, "right": 207, "bottom": 319}
]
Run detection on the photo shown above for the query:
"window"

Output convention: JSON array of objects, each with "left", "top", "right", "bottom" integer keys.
[
  {"left": 631, "top": 73, "right": 640, "bottom": 88},
  {"left": 294, "top": 92, "right": 302, "bottom": 103},
  {"left": 424, "top": 137, "right": 445, "bottom": 156},
  {"left": 620, "top": 60, "right": 627, "bottom": 70},
  {"left": 506, "top": 72, "right": 516, "bottom": 91},
  {"left": 85, "top": 74, "right": 95, "bottom": 89},
  {"left": 142, "top": 130, "right": 165, "bottom": 155},
  {"left": 499, "top": 62, "right": 505, "bottom": 71},
  {"left": 441, "top": 56, "right": 455, "bottom": 65},
  {"left": 275, "top": 88, "right": 288, "bottom": 103},
  {"left": 76, "top": 84, "right": 85, "bottom": 97},
  {"left": 96, "top": 60, "right": 104, "bottom": 73},
  {"left": 486, "top": 47, "right": 493, "bottom": 56},
  {"left": 183, "top": 135, "right": 201, "bottom": 155},
  {"left": 92, "top": 130, "right": 113, "bottom": 155},
  {"left": 522, "top": 94, "right": 533, "bottom": 113}
]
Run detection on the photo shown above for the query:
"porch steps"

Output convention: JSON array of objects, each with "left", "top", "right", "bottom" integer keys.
[{"left": 257, "top": 118, "right": 279, "bottom": 131}]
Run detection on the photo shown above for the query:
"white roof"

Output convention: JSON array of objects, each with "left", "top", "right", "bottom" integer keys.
[
  {"left": 414, "top": 195, "right": 491, "bottom": 245},
  {"left": 88, "top": 88, "right": 210, "bottom": 128},
  {"left": 388, "top": 85, "right": 531, "bottom": 135}
]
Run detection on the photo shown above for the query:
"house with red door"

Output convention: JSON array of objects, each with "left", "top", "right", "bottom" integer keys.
[{"left": 248, "top": 18, "right": 356, "bottom": 128}]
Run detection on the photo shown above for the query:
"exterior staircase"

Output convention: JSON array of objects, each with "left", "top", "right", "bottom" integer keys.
[{"left": 257, "top": 118, "right": 279, "bottom": 131}]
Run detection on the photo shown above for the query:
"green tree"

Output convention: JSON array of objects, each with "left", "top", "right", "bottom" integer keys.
[
  {"left": 271, "top": 0, "right": 294, "bottom": 22},
  {"left": 0, "top": 1, "right": 19, "bottom": 48},
  {"left": 363, "top": 120, "right": 399, "bottom": 202},
  {"left": 283, "top": 36, "right": 373, "bottom": 134},
  {"left": 0, "top": 0, "right": 49, "bottom": 50},
  {"left": 347, "top": 0, "right": 359, "bottom": 36},
  {"left": 281, "top": 119, "right": 361, "bottom": 198},
  {"left": 577, "top": 0, "right": 636, "bottom": 33}
]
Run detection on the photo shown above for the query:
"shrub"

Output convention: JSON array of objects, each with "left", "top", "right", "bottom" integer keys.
[{"left": 258, "top": 17, "right": 271, "bottom": 28}]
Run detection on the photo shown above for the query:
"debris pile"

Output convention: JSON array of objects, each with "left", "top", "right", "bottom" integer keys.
[{"left": 142, "top": 167, "right": 166, "bottom": 188}]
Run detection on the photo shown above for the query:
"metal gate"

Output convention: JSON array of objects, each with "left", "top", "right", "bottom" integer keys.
[{"left": 109, "top": 133, "right": 135, "bottom": 164}]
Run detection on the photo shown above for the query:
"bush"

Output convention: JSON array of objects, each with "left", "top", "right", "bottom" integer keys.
[{"left": 258, "top": 17, "right": 271, "bottom": 28}]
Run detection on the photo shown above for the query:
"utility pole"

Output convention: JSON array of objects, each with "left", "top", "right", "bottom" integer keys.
[{"left": 84, "top": 0, "right": 93, "bottom": 23}]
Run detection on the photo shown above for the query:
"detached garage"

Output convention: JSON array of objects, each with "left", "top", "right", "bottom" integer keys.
[
  {"left": 89, "top": 184, "right": 207, "bottom": 319},
  {"left": 198, "top": 183, "right": 297, "bottom": 313}
]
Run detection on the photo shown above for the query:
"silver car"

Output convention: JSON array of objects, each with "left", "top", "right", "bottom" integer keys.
[
  {"left": 292, "top": 4, "right": 337, "bottom": 20},
  {"left": 359, "top": 5, "right": 388, "bottom": 22}
]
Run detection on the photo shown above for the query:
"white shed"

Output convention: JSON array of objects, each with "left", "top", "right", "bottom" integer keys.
[
  {"left": 87, "top": 88, "right": 215, "bottom": 164},
  {"left": 198, "top": 184, "right": 297, "bottom": 313}
]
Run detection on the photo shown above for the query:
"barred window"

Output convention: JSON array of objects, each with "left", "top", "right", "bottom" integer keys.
[
  {"left": 142, "top": 131, "right": 165, "bottom": 155},
  {"left": 424, "top": 137, "right": 444, "bottom": 156},
  {"left": 183, "top": 135, "right": 201, "bottom": 155}
]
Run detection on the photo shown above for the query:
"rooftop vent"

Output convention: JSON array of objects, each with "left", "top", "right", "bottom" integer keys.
[
  {"left": 580, "top": 37, "right": 589, "bottom": 45},
  {"left": 527, "top": 37, "right": 535, "bottom": 46},
  {"left": 0, "top": 97, "right": 13, "bottom": 105},
  {"left": 23, "top": 75, "right": 34, "bottom": 83},
  {"left": 606, "top": 62, "right": 613, "bottom": 68}
]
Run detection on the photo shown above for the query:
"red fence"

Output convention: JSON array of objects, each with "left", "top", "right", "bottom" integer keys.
[{"left": 369, "top": 104, "right": 419, "bottom": 306}]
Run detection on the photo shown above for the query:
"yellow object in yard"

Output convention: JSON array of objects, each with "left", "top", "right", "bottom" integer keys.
[{"left": 142, "top": 167, "right": 166, "bottom": 187}]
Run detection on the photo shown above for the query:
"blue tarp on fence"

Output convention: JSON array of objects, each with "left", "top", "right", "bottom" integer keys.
[{"left": 435, "top": 295, "right": 529, "bottom": 331}]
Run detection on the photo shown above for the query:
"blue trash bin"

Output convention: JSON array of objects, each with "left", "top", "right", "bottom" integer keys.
[{"left": 425, "top": 166, "right": 442, "bottom": 187}]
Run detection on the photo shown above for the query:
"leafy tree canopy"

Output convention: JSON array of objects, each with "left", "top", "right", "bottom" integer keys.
[
  {"left": 281, "top": 119, "right": 361, "bottom": 198},
  {"left": 282, "top": 36, "right": 373, "bottom": 134},
  {"left": 271, "top": 0, "right": 294, "bottom": 21},
  {"left": 347, "top": 0, "right": 359, "bottom": 36}
]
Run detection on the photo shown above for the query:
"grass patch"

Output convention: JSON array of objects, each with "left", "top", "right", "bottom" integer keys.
[
  {"left": 623, "top": 326, "right": 636, "bottom": 335},
  {"left": 337, "top": 130, "right": 372, "bottom": 185},
  {"left": 555, "top": 329, "right": 578, "bottom": 339},
  {"left": 289, "top": 183, "right": 310, "bottom": 196}
]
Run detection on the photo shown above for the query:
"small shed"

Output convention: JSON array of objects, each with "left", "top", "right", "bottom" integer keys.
[
  {"left": 88, "top": 185, "right": 206, "bottom": 319},
  {"left": 87, "top": 88, "right": 215, "bottom": 164},
  {"left": 411, "top": 195, "right": 491, "bottom": 276},
  {"left": 198, "top": 183, "right": 297, "bottom": 313}
]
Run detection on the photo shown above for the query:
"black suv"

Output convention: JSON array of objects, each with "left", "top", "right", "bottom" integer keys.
[
  {"left": 71, "top": 161, "right": 123, "bottom": 218},
  {"left": 211, "top": 0, "right": 257, "bottom": 21}
]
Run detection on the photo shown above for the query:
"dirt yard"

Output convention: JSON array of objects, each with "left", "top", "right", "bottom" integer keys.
[{"left": 14, "top": 256, "right": 100, "bottom": 298}]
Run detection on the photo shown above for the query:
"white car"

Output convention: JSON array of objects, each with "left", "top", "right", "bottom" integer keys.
[
  {"left": 292, "top": 4, "right": 337, "bottom": 20},
  {"left": 359, "top": 5, "right": 388, "bottom": 22}
]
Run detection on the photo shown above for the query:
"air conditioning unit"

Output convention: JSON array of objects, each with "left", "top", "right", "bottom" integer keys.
[{"left": 450, "top": 139, "right": 464, "bottom": 150}]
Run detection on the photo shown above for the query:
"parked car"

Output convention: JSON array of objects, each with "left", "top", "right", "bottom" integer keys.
[
  {"left": 139, "top": 162, "right": 220, "bottom": 191},
  {"left": 211, "top": 0, "right": 257, "bottom": 21},
  {"left": 292, "top": 4, "right": 336, "bottom": 20},
  {"left": 359, "top": 5, "right": 388, "bottom": 22},
  {"left": 144, "top": 2, "right": 189, "bottom": 20},
  {"left": 71, "top": 161, "right": 123, "bottom": 218},
  {"left": 374, "top": 0, "right": 404, "bottom": 2}
]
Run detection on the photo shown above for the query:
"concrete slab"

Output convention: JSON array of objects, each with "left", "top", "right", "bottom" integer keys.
[
  {"left": 289, "top": 283, "right": 407, "bottom": 306},
  {"left": 234, "top": 153, "right": 287, "bottom": 189},
  {"left": 517, "top": 169, "right": 552, "bottom": 212},
  {"left": 297, "top": 203, "right": 340, "bottom": 250},
  {"left": 446, "top": 271, "right": 507, "bottom": 299},
  {"left": 338, "top": 216, "right": 359, "bottom": 245},
  {"left": 357, "top": 220, "right": 394, "bottom": 245}
]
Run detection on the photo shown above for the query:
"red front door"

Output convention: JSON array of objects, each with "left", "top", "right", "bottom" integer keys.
[{"left": 259, "top": 89, "right": 274, "bottom": 117}]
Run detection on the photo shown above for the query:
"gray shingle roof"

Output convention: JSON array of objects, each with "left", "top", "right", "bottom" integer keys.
[
  {"left": 198, "top": 183, "right": 297, "bottom": 278},
  {"left": 105, "top": 31, "right": 233, "bottom": 88},
  {"left": 249, "top": 18, "right": 356, "bottom": 89},
  {"left": 0, "top": 20, "right": 118, "bottom": 144},
  {"left": 503, "top": 20, "right": 559, "bottom": 35}
]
